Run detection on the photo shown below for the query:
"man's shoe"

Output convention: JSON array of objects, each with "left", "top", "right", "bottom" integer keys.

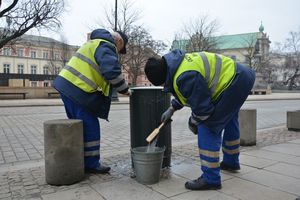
[
  {"left": 85, "top": 165, "right": 111, "bottom": 174},
  {"left": 185, "top": 177, "right": 221, "bottom": 190},
  {"left": 220, "top": 161, "right": 240, "bottom": 172}
]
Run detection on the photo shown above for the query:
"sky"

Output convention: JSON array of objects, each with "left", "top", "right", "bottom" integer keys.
[{"left": 38, "top": 0, "right": 300, "bottom": 49}]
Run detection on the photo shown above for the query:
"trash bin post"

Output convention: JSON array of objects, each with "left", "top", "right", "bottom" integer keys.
[{"left": 130, "top": 87, "right": 171, "bottom": 168}]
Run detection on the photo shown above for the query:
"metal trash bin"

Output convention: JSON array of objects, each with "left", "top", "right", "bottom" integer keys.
[{"left": 130, "top": 87, "right": 171, "bottom": 168}]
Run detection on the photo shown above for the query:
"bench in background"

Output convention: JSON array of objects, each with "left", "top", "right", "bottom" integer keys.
[
  {"left": 47, "top": 92, "right": 60, "bottom": 98},
  {"left": 0, "top": 92, "right": 27, "bottom": 99}
]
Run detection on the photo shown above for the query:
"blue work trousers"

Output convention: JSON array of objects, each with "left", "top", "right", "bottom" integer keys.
[
  {"left": 61, "top": 94, "right": 101, "bottom": 169},
  {"left": 198, "top": 112, "right": 240, "bottom": 185}
]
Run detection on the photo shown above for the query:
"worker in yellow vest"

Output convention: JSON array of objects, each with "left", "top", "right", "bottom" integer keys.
[
  {"left": 53, "top": 29, "right": 131, "bottom": 174},
  {"left": 144, "top": 49, "right": 255, "bottom": 190}
]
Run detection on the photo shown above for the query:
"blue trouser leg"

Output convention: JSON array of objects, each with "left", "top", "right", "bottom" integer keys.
[
  {"left": 61, "top": 94, "right": 101, "bottom": 169},
  {"left": 222, "top": 111, "right": 240, "bottom": 168},
  {"left": 198, "top": 124, "right": 222, "bottom": 185}
]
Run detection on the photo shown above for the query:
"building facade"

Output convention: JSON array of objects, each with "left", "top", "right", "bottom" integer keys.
[
  {"left": 0, "top": 34, "right": 79, "bottom": 87},
  {"left": 171, "top": 24, "right": 271, "bottom": 67}
]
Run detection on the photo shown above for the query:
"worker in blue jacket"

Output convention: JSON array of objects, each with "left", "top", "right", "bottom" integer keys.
[
  {"left": 53, "top": 29, "right": 131, "bottom": 174},
  {"left": 144, "top": 49, "right": 255, "bottom": 190}
]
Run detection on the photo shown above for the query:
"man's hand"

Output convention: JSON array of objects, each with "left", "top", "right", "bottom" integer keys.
[
  {"left": 188, "top": 116, "right": 198, "bottom": 135},
  {"left": 161, "top": 107, "right": 175, "bottom": 123},
  {"left": 124, "top": 89, "right": 132, "bottom": 96}
]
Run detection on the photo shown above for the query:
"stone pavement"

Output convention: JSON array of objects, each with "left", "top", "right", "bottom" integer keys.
[
  {"left": 0, "top": 92, "right": 300, "bottom": 107},
  {"left": 0, "top": 93, "right": 300, "bottom": 199}
]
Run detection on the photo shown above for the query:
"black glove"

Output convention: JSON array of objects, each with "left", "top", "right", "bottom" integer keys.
[
  {"left": 161, "top": 107, "right": 175, "bottom": 123},
  {"left": 188, "top": 116, "right": 198, "bottom": 135}
]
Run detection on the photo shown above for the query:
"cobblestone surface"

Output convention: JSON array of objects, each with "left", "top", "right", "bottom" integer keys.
[
  {"left": 0, "top": 126, "right": 299, "bottom": 199},
  {"left": 0, "top": 100, "right": 300, "bottom": 199}
]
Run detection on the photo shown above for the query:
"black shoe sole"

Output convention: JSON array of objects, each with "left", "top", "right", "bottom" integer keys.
[
  {"left": 220, "top": 162, "right": 240, "bottom": 172},
  {"left": 85, "top": 168, "right": 111, "bottom": 174},
  {"left": 185, "top": 183, "right": 222, "bottom": 190}
]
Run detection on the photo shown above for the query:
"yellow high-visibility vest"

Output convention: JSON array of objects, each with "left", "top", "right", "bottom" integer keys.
[
  {"left": 59, "top": 39, "right": 116, "bottom": 96},
  {"left": 173, "top": 52, "right": 236, "bottom": 105}
]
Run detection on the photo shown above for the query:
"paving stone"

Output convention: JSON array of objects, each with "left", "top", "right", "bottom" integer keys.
[
  {"left": 171, "top": 162, "right": 234, "bottom": 182},
  {"left": 261, "top": 143, "right": 300, "bottom": 156},
  {"left": 239, "top": 154, "right": 278, "bottom": 169},
  {"left": 91, "top": 177, "right": 166, "bottom": 200},
  {"left": 42, "top": 186, "right": 103, "bottom": 200},
  {"left": 221, "top": 177, "right": 297, "bottom": 200},
  {"left": 170, "top": 190, "right": 237, "bottom": 200},
  {"left": 289, "top": 139, "right": 300, "bottom": 144},
  {"left": 243, "top": 149, "right": 296, "bottom": 162},
  {"left": 148, "top": 173, "right": 188, "bottom": 197},
  {"left": 0, "top": 192, "right": 11, "bottom": 198},
  {"left": 282, "top": 156, "right": 300, "bottom": 166},
  {"left": 264, "top": 162, "right": 300, "bottom": 179},
  {"left": 240, "top": 169, "right": 300, "bottom": 196}
]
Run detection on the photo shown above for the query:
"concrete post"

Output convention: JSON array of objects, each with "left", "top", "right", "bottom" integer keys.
[
  {"left": 44, "top": 119, "right": 84, "bottom": 185},
  {"left": 287, "top": 110, "right": 300, "bottom": 131},
  {"left": 239, "top": 109, "right": 257, "bottom": 146}
]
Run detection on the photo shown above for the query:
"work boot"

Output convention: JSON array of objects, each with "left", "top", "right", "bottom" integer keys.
[
  {"left": 220, "top": 161, "right": 240, "bottom": 172},
  {"left": 185, "top": 177, "right": 221, "bottom": 190},
  {"left": 85, "top": 165, "right": 111, "bottom": 174}
]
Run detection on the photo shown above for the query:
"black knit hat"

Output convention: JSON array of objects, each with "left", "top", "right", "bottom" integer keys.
[{"left": 144, "top": 57, "right": 167, "bottom": 86}]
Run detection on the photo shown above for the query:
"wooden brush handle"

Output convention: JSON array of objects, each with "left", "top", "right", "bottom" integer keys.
[{"left": 146, "top": 122, "right": 164, "bottom": 143}]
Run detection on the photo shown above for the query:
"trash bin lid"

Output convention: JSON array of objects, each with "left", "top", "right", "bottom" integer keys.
[{"left": 131, "top": 86, "right": 163, "bottom": 90}]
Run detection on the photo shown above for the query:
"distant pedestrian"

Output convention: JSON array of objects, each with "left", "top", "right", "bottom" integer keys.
[
  {"left": 144, "top": 49, "right": 255, "bottom": 190},
  {"left": 54, "top": 28, "right": 131, "bottom": 174}
]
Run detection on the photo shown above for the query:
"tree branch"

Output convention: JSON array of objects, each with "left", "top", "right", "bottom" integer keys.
[{"left": 0, "top": 0, "right": 18, "bottom": 17}]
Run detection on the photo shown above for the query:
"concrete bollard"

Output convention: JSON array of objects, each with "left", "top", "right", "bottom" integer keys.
[
  {"left": 239, "top": 109, "right": 257, "bottom": 146},
  {"left": 287, "top": 110, "right": 300, "bottom": 131},
  {"left": 44, "top": 119, "right": 84, "bottom": 185}
]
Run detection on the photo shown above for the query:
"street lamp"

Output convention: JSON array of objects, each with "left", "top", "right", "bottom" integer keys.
[
  {"left": 112, "top": 0, "right": 119, "bottom": 101},
  {"left": 114, "top": 0, "right": 117, "bottom": 31}
]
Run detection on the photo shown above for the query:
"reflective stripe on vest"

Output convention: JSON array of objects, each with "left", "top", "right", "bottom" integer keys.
[
  {"left": 58, "top": 39, "right": 115, "bottom": 96},
  {"left": 173, "top": 52, "right": 236, "bottom": 105}
]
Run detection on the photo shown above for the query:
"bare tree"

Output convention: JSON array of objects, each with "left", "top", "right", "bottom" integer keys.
[
  {"left": 122, "top": 26, "right": 167, "bottom": 86},
  {"left": 100, "top": 0, "right": 141, "bottom": 33},
  {"left": 239, "top": 34, "right": 260, "bottom": 70},
  {"left": 99, "top": 0, "right": 166, "bottom": 86},
  {"left": 283, "top": 28, "right": 300, "bottom": 90},
  {"left": 0, "top": 0, "right": 64, "bottom": 48},
  {"left": 174, "top": 15, "right": 220, "bottom": 52},
  {"left": 48, "top": 36, "right": 72, "bottom": 75}
]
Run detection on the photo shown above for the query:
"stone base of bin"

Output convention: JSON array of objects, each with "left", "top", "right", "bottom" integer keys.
[
  {"left": 287, "top": 110, "right": 300, "bottom": 131},
  {"left": 239, "top": 109, "right": 257, "bottom": 146},
  {"left": 44, "top": 119, "right": 84, "bottom": 185}
]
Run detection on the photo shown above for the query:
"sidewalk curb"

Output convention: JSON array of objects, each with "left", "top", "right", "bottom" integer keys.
[{"left": 0, "top": 101, "right": 129, "bottom": 108}]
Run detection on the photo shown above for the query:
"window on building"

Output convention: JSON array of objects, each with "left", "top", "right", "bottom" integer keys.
[
  {"left": 3, "top": 48, "right": 11, "bottom": 56},
  {"left": 17, "top": 64, "right": 24, "bottom": 74},
  {"left": 31, "top": 51, "right": 36, "bottom": 58},
  {"left": 31, "top": 81, "right": 37, "bottom": 87},
  {"left": 55, "top": 67, "right": 60, "bottom": 74},
  {"left": 31, "top": 65, "right": 37, "bottom": 74},
  {"left": 43, "top": 51, "right": 49, "bottom": 59},
  {"left": 54, "top": 53, "right": 60, "bottom": 60},
  {"left": 17, "top": 48, "right": 24, "bottom": 57},
  {"left": 3, "top": 64, "right": 10, "bottom": 74},
  {"left": 43, "top": 66, "right": 49, "bottom": 75}
]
